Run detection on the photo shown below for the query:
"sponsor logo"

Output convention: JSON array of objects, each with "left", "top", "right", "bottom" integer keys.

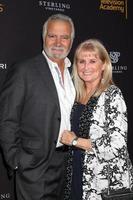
[
  {"left": 110, "top": 51, "right": 127, "bottom": 73},
  {"left": 0, "top": 63, "right": 7, "bottom": 70},
  {"left": 110, "top": 51, "right": 120, "bottom": 63},
  {"left": 0, "top": 3, "right": 5, "bottom": 13},
  {"left": 99, "top": 0, "right": 128, "bottom": 19},
  {"left": 0, "top": 193, "right": 10, "bottom": 199},
  {"left": 39, "top": 1, "right": 71, "bottom": 12}
]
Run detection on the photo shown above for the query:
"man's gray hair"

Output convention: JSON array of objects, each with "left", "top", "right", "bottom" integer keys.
[{"left": 42, "top": 13, "right": 75, "bottom": 41}]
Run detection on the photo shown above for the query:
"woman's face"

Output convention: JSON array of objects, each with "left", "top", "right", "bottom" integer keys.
[{"left": 77, "top": 50, "right": 105, "bottom": 86}]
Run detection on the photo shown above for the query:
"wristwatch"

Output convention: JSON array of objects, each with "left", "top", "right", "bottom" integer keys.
[{"left": 71, "top": 136, "right": 78, "bottom": 146}]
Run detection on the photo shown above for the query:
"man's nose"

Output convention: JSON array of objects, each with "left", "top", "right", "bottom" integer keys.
[{"left": 55, "top": 37, "right": 62, "bottom": 46}]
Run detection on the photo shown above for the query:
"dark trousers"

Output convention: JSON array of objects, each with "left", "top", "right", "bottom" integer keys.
[{"left": 15, "top": 149, "right": 68, "bottom": 200}]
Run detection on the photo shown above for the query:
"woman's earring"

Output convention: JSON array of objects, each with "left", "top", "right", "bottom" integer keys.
[{"left": 101, "top": 78, "right": 104, "bottom": 84}]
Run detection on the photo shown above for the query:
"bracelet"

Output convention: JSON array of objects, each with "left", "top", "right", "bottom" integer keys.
[{"left": 70, "top": 136, "right": 78, "bottom": 146}]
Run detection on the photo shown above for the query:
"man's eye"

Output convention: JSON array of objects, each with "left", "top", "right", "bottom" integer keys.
[
  {"left": 61, "top": 35, "right": 70, "bottom": 40},
  {"left": 47, "top": 34, "right": 56, "bottom": 39}
]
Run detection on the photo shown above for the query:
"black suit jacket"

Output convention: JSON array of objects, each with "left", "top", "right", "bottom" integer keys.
[{"left": 0, "top": 54, "right": 67, "bottom": 199}]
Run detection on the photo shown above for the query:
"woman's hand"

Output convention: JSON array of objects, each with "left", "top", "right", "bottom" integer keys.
[
  {"left": 60, "top": 130, "right": 76, "bottom": 146},
  {"left": 60, "top": 130, "right": 93, "bottom": 151}
]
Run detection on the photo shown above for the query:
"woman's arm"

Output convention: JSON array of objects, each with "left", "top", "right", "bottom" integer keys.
[{"left": 94, "top": 86, "right": 128, "bottom": 160}]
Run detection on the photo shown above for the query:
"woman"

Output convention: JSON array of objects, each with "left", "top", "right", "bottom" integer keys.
[{"left": 60, "top": 39, "right": 133, "bottom": 200}]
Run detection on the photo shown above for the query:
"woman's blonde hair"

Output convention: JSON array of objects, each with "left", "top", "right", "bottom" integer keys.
[{"left": 72, "top": 39, "right": 114, "bottom": 101}]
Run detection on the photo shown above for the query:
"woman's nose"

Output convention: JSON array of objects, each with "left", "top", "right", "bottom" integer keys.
[{"left": 84, "top": 62, "right": 90, "bottom": 69}]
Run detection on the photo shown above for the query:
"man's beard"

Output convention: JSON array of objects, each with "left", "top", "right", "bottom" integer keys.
[{"left": 44, "top": 46, "right": 70, "bottom": 60}]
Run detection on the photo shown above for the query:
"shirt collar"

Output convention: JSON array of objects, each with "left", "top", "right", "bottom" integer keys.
[{"left": 42, "top": 50, "right": 71, "bottom": 69}]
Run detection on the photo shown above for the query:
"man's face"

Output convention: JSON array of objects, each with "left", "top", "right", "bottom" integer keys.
[{"left": 44, "top": 20, "right": 72, "bottom": 62}]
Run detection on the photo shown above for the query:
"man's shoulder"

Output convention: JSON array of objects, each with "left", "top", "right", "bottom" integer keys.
[
  {"left": 19, "top": 53, "right": 46, "bottom": 66},
  {"left": 11, "top": 54, "right": 47, "bottom": 72}
]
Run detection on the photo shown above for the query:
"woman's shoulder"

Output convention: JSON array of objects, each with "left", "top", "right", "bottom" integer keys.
[
  {"left": 103, "top": 84, "right": 127, "bottom": 108},
  {"left": 105, "top": 84, "right": 123, "bottom": 97},
  {"left": 106, "top": 84, "right": 120, "bottom": 92}
]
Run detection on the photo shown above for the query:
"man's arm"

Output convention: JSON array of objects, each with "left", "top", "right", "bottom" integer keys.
[{"left": 0, "top": 63, "right": 26, "bottom": 170}]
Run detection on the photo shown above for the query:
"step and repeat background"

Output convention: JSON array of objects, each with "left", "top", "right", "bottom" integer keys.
[{"left": 0, "top": 0, "right": 131, "bottom": 199}]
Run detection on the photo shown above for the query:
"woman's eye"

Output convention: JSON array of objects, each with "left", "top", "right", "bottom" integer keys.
[
  {"left": 90, "top": 60, "right": 96, "bottom": 64},
  {"left": 78, "top": 60, "right": 85, "bottom": 64}
]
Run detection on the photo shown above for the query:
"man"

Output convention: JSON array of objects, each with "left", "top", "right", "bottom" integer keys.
[{"left": 0, "top": 14, "right": 75, "bottom": 200}]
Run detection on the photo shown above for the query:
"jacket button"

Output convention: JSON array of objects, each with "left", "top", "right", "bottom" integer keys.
[{"left": 57, "top": 117, "right": 61, "bottom": 121}]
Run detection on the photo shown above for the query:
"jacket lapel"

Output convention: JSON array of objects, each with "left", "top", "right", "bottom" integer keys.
[{"left": 34, "top": 54, "right": 60, "bottom": 109}]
